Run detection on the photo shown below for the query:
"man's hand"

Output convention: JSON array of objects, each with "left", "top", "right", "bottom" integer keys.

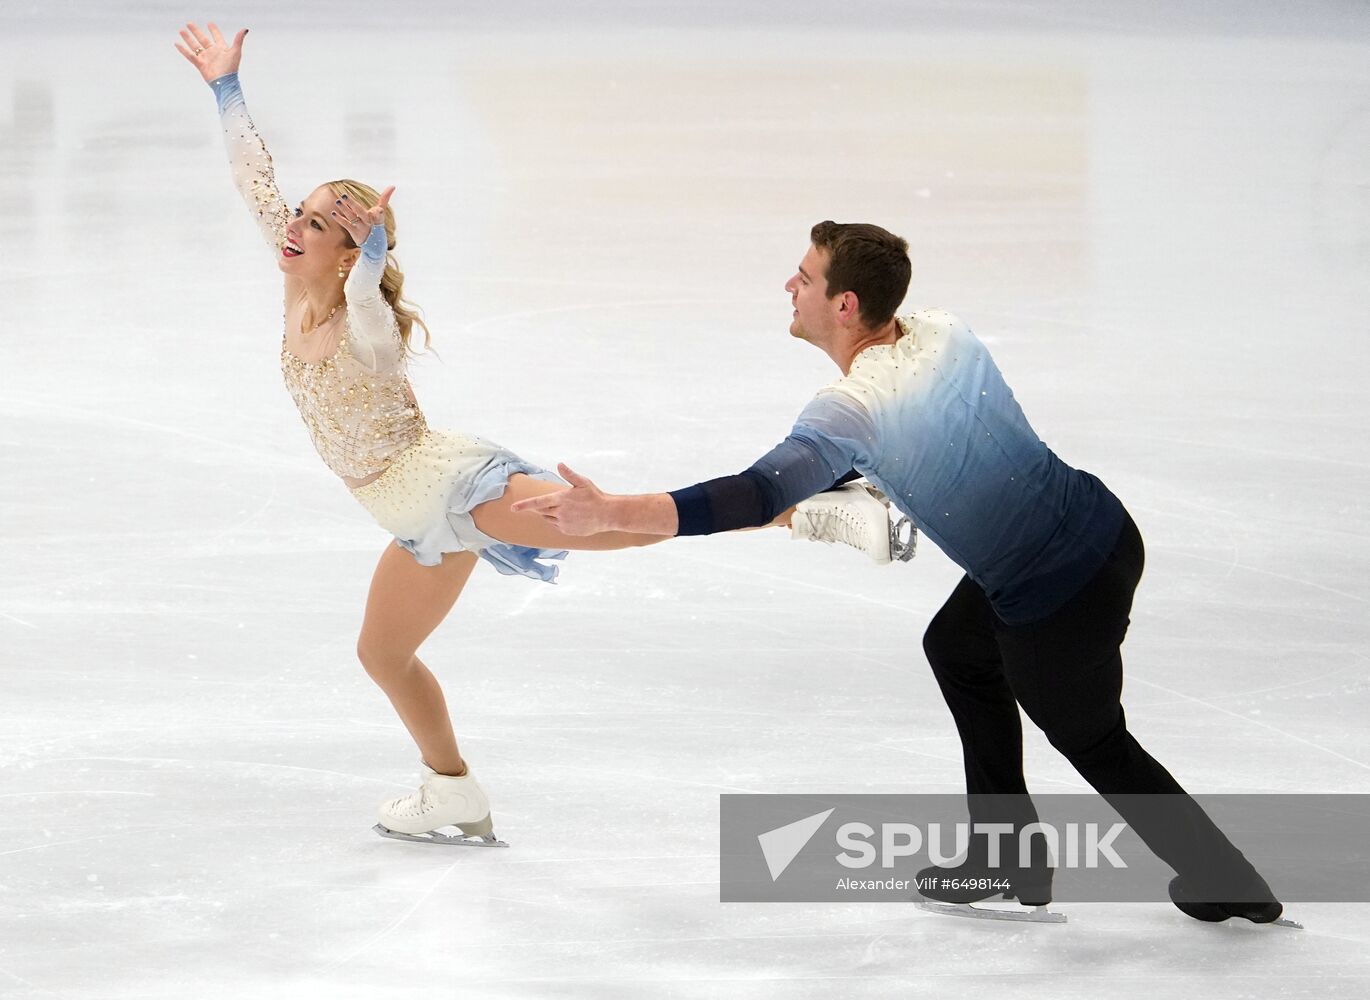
[{"left": 510, "top": 464, "right": 616, "bottom": 536}]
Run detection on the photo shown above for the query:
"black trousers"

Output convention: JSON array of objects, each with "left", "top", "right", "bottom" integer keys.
[{"left": 923, "top": 512, "right": 1261, "bottom": 894}]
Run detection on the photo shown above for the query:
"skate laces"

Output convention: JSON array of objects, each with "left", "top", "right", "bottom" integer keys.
[
  {"left": 389, "top": 785, "right": 433, "bottom": 818},
  {"left": 801, "top": 504, "right": 874, "bottom": 552}
]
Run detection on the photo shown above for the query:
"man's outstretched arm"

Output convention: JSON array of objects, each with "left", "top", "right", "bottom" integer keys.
[
  {"left": 509, "top": 458, "right": 832, "bottom": 537},
  {"left": 509, "top": 396, "right": 874, "bottom": 537},
  {"left": 516, "top": 470, "right": 682, "bottom": 536}
]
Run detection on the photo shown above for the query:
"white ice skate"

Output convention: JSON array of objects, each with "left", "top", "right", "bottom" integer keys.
[
  {"left": 791, "top": 482, "right": 917, "bottom": 564},
  {"left": 373, "top": 760, "right": 509, "bottom": 848}
]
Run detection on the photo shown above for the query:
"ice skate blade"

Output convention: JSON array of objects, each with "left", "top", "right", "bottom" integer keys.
[
  {"left": 916, "top": 899, "right": 1066, "bottom": 924},
  {"left": 372, "top": 823, "right": 509, "bottom": 848},
  {"left": 859, "top": 483, "right": 917, "bottom": 562},
  {"left": 890, "top": 514, "right": 917, "bottom": 562},
  {"left": 1270, "top": 916, "right": 1303, "bottom": 930}
]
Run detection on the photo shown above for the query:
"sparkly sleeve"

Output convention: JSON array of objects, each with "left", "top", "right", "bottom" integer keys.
[
  {"left": 343, "top": 223, "right": 403, "bottom": 372},
  {"left": 207, "top": 73, "right": 290, "bottom": 256}
]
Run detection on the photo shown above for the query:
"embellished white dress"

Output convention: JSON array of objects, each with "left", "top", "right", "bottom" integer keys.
[{"left": 210, "top": 72, "right": 567, "bottom": 581}]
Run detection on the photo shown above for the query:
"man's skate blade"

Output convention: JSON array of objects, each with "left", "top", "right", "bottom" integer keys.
[
  {"left": 890, "top": 517, "right": 917, "bottom": 562},
  {"left": 372, "top": 823, "right": 509, "bottom": 848},
  {"left": 1270, "top": 916, "right": 1304, "bottom": 930},
  {"left": 916, "top": 899, "right": 1066, "bottom": 924}
]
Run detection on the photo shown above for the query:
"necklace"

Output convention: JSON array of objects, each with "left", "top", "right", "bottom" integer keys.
[{"left": 301, "top": 300, "right": 344, "bottom": 338}]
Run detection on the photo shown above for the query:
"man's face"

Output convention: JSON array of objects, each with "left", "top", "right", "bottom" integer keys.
[{"left": 784, "top": 244, "right": 835, "bottom": 344}]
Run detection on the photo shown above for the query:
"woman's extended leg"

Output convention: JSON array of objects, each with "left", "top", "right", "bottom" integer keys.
[
  {"left": 355, "top": 478, "right": 793, "bottom": 775},
  {"left": 471, "top": 474, "right": 673, "bottom": 550},
  {"left": 472, "top": 474, "right": 794, "bottom": 549},
  {"left": 355, "top": 542, "right": 480, "bottom": 776}
]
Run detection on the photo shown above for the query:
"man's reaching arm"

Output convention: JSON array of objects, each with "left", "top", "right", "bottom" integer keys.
[{"left": 510, "top": 394, "right": 876, "bottom": 537}]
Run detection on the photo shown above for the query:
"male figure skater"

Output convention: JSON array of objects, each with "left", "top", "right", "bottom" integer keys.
[{"left": 512, "top": 221, "right": 1284, "bottom": 924}]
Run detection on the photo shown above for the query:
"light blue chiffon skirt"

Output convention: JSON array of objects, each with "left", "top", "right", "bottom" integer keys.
[{"left": 349, "top": 428, "right": 568, "bottom": 582}]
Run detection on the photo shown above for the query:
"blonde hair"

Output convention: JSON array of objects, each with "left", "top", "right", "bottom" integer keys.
[{"left": 325, "top": 178, "right": 437, "bottom": 360}]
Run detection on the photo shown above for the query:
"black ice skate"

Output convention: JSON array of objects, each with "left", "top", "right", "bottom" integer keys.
[{"left": 1168, "top": 876, "right": 1301, "bottom": 929}]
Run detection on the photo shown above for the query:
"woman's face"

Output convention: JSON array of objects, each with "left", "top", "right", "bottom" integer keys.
[{"left": 279, "top": 185, "right": 356, "bottom": 282}]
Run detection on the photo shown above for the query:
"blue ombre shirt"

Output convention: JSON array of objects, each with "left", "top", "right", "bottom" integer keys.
[{"left": 669, "top": 309, "right": 1125, "bottom": 624}]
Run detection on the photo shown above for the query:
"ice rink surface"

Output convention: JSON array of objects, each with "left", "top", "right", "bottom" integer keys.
[{"left": 1, "top": 1, "right": 1368, "bottom": 997}]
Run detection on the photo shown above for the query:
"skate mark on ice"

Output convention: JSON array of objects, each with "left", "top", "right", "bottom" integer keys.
[
  {"left": 1102, "top": 428, "right": 1370, "bottom": 473},
  {"left": 454, "top": 296, "right": 766, "bottom": 336},
  {"left": 855, "top": 737, "right": 1091, "bottom": 790},
  {"left": 6, "top": 393, "right": 300, "bottom": 472},
  {"left": 499, "top": 853, "right": 714, "bottom": 867},
  {"left": 319, "top": 857, "right": 465, "bottom": 972},
  {"left": 0, "top": 790, "right": 156, "bottom": 800},
  {"left": 535, "top": 759, "right": 768, "bottom": 795},
  {"left": 1138, "top": 493, "right": 1370, "bottom": 544},
  {"left": 1128, "top": 677, "right": 1370, "bottom": 773},
  {"left": 36, "top": 755, "right": 400, "bottom": 786},
  {"left": 1170, "top": 551, "right": 1367, "bottom": 606},
  {"left": 655, "top": 546, "right": 933, "bottom": 623},
  {"left": 0, "top": 959, "right": 67, "bottom": 1000},
  {"left": 0, "top": 823, "right": 196, "bottom": 858},
  {"left": 0, "top": 719, "right": 397, "bottom": 769},
  {"left": 502, "top": 580, "right": 550, "bottom": 618},
  {"left": 1208, "top": 659, "right": 1362, "bottom": 701},
  {"left": 648, "top": 548, "right": 924, "bottom": 681},
  {"left": 196, "top": 472, "right": 281, "bottom": 559},
  {"left": 1125, "top": 645, "right": 1362, "bottom": 706}
]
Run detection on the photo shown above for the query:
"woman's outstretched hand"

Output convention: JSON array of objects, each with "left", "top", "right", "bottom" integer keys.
[
  {"left": 332, "top": 186, "right": 396, "bottom": 244},
  {"left": 174, "top": 21, "right": 246, "bottom": 84}
]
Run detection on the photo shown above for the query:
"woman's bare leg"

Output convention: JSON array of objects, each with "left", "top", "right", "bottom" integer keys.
[
  {"left": 355, "top": 542, "right": 480, "bottom": 776},
  {"left": 471, "top": 474, "right": 673, "bottom": 550},
  {"left": 473, "top": 475, "right": 795, "bottom": 548},
  {"left": 353, "top": 485, "right": 790, "bottom": 774}
]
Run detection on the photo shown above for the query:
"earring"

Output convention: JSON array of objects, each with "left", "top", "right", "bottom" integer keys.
[{"left": 338, "top": 266, "right": 345, "bottom": 279}]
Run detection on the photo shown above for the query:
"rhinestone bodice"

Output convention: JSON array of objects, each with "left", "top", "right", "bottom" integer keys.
[{"left": 279, "top": 322, "right": 427, "bottom": 482}]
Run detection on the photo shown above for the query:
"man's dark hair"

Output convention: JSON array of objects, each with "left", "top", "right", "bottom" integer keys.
[{"left": 809, "top": 221, "right": 911, "bottom": 328}]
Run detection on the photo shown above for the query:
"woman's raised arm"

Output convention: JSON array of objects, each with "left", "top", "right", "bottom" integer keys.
[
  {"left": 176, "top": 22, "right": 290, "bottom": 257},
  {"left": 332, "top": 191, "right": 405, "bottom": 372}
]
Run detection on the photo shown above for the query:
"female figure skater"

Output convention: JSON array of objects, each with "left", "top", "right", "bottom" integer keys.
[{"left": 174, "top": 22, "right": 671, "bottom": 846}]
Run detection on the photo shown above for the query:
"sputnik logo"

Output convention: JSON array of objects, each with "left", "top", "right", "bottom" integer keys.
[{"left": 757, "top": 808, "right": 835, "bottom": 881}]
